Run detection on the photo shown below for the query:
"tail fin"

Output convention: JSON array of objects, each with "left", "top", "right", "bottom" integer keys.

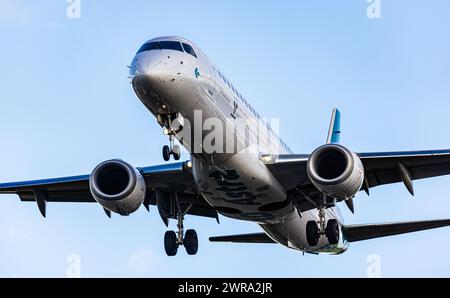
[{"left": 326, "top": 108, "right": 341, "bottom": 144}]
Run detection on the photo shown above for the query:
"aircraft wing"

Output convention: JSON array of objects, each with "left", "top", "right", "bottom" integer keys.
[
  {"left": 358, "top": 150, "right": 450, "bottom": 191},
  {"left": 263, "top": 150, "right": 450, "bottom": 191},
  {"left": 262, "top": 150, "right": 450, "bottom": 212},
  {"left": 0, "top": 161, "right": 218, "bottom": 219}
]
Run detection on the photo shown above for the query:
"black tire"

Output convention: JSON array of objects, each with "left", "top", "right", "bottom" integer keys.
[
  {"left": 325, "top": 219, "right": 340, "bottom": 245},
  {"left": 306, "top": 221, "right": 320, "bottom": 247},
  {"left": 162, "top": 145, "right": 171, "bottom": 161},
  {"left": 184, "top": 229, "right": 198, "bottom": 255},
  {"left": 164, "top": 231, "right": 178, "bottom": 256},
  {"left": 172, "top": 145, "right": 181, "bottom": 161}
]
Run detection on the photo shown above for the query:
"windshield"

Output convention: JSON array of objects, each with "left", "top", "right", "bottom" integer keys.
[
  {"left": 137, "top": 41, "right": 197, "bottom": 59},
  {"left": 137, "top": 41, "right": 183, "bottom": 54}
]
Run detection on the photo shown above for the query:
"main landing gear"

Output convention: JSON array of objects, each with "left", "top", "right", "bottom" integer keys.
[
  {"left": 306, "top": 198, "right": 340, "bottom": 247},
  {"left": 159, "top": 113, "right": 183, "bottom": 162},
  {"left": 164, "top": 195, "right": 198, "bottom": 256}
]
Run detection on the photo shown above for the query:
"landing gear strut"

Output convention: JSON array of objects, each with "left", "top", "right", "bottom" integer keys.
[
  {"left": 159, "top": 113, "right": 183, "bottom": 162},
  {"left": 164, "top": 194, "right": 198, "bottom": 256},
  {"left": 306, "top": 195, "right": 340, "bottom": 246}
]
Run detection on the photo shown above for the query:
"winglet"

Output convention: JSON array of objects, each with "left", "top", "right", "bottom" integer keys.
[{"left": 326, "top": 108, "right": 341, "bottom": 144}]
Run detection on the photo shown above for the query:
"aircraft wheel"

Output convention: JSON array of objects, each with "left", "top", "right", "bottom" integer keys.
[
  {"left": 172, "top": 145, "right": 181, "bottom": 161},
  {"left": 325, "top": 219, "right": 340, "bottom": 245},
  {"left": 164, "top": 231, "right": 178, "bottom": 256},
  {"left": 184, "top": 229, "right": 198, "bottom": 255},
  {"left": 162, "top": 145, "right": 171, "bottom": 161},
  {"left": 306, "top": 221, "right": 320, "bottom": 247}
]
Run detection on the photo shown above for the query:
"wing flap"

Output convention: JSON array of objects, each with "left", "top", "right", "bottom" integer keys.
[
  {"left": 17, "top": 191, "right": 95, "bottom": 203},
  {"left": 261, "top": 154, "right": 309, "bottom": 191},
  {"left": 343, "top": 219, "right": 450, "bottom": 242},
  {"left": 209, "top": 233, "right": 276, "bottom": 244}
]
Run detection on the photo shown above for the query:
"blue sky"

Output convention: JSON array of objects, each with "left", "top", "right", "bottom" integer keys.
[{"left": 1, "top": 0, "right": 450, "bottom": 277}]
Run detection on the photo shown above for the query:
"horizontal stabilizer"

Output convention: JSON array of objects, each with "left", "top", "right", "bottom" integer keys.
[
  {"left": 343, "top": 219, "right": 450, "bottom": 242},
  {"left": 209, "top": 233, "right": 275, "bottom": 244}
]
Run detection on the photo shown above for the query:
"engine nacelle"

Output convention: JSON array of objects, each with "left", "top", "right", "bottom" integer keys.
[
  {"left": 307, "top": 144, "right": 364, "bottom": 199},
  {"left": 89, "top": 159, "right": 146, "bottom": 216}
]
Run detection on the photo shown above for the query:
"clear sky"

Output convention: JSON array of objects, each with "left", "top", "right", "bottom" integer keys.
[{"left": 1, "top": 0, "right": 450, "bottom": 277}]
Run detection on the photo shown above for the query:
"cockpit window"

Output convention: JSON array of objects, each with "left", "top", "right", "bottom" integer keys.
[
  {"left": 137, "top": 42, "right": 159, "bottom": 53},
  {"left": 182, "top": 43, "right": 197, "bottom": 58},
  {"left": 137, "top": 41, "right": 183, "bottom": 54},
  {"left": 137, "top": 41, "right": 198, "bottom": 58},
  {"left": 159, "top": 41, "right": 183, "bottom": 51}
]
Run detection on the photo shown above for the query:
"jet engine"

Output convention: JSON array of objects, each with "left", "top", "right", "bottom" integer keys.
[
  {"left": 89, "top": 159, "right": 146, "bottom": 215},
  {"left": 307, "top": 144, "right": 364, "bottom": 199}
]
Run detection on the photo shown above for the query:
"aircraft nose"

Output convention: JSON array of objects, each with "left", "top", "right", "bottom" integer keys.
[
  {"left": 129, "top": 53, "right": 170, "bottom": 82},
  {"left": 129, "top": 55, "right": 149, "bottom": 78}
]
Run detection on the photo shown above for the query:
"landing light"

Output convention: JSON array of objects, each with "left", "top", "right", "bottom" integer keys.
[
  {"left": 163, "top": 128, "right": 170, "bottom": 135},
  {"left": 260, "top": 155, "right": 273, "bottom": 163}
]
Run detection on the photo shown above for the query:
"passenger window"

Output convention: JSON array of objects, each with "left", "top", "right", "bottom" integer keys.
[{"left": 182, "top": 43, "right": 197, "bottom": 58}]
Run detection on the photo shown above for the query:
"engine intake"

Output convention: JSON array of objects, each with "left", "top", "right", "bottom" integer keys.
[
  {"left": 307, "top": 144, "right": 364, "bottom": 199},
  {"left": 89, "top": 159, "right": 146, "bottom": 215}
]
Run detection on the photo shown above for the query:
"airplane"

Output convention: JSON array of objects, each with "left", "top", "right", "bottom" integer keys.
[{"left": 1, "top": 36, "right": 450, "bottom": 257}]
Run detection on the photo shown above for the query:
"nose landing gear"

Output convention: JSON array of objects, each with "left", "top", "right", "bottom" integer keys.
[
  {"left": 159, "top": 113, "right": 183, "bottom": 161},
  {"left": 162, "top": 135, "right": 181, "bottom": 161}
]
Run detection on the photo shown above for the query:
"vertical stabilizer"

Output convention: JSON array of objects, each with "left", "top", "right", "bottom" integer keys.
[{"left": 326, "top": 108, "right": 341, "bottom": 144}]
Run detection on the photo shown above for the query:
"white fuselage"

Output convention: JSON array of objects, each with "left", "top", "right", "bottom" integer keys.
[{"left": 130, "top": 36, "right": 347, "bottom": 254}]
